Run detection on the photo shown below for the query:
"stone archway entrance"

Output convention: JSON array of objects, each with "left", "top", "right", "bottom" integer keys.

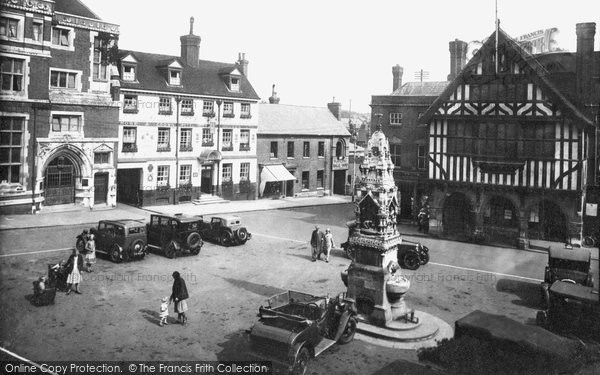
[
  {"left": 483, "top": 195, "right": 519, "bottom": 244},
  {"left": 44, "top": 156, "right": 75, "bottom": 205},
  {"left": 528, "top": 200, "right": 568, "bottom": 242},
  {"left": 443, "top": 193, "right": 474, "bottom": 237}
]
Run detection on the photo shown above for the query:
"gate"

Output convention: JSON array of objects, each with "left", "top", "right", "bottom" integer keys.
[{"left": 44, "top": 157, "right": 74, "bottom": 205}]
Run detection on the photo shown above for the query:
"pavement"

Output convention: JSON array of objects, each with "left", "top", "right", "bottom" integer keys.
[{"left": 1, "top": 194, "right": 597, "bottom": 259}]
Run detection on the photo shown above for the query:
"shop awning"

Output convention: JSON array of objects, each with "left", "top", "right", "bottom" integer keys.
[{"left": 259, "top": 164, "right": 296, "bottom": 195}]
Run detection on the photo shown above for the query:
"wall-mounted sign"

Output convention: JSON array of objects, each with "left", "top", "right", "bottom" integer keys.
[
  {"left": 586, "top": 203, "right": 598, "bottom": 217},
  {"left": 56, "top": 14, "right": 120, "bottom": 34},
  {"left": 333, "top": 158, "right": 348, "bottom": 170}
]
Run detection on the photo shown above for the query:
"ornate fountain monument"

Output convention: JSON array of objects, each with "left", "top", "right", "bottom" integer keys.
[{"left": 341, "top": 117, "right": 418, "bottom": 328}]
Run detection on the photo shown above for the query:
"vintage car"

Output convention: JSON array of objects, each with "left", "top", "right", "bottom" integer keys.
[
  {"left": 146, "top": 214, "right": 203, "bottom": 258},
  {"left": 198, "top": 215, "right": 251, "bottom": 246},
  {"left": 76, "top": 219, "right": 148, "bottom": 262},
  {"left": 248, "top": 290, "right": 357, "bottom": 374},
  {"left": 397, "top": 240, "right": 430, "bottom": 270},
  {"left": 540, "top": 246, "right": 594, "bottom": 308},
  {"left": 536, "top": 280, "right": 600, "bottom": 337}
]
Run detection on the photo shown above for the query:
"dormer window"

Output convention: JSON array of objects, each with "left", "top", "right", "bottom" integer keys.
[
  {"left": 122, "top": 65, "right": 136, "bottom": 81},
  {"left": 169, "top": 69, "right": 181, "bottom": 85},
  {"left": 230, "top": 77, "right": 239, "bottom": 91}
]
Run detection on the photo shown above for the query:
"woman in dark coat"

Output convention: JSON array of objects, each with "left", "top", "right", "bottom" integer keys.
[
  {"left": 170, "top": 271, "right": 189, "bottom": 325},
  {"left": 65, "top": 248, "right": 84, "bottom": 295}
]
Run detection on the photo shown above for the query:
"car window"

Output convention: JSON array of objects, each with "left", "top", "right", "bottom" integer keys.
[
  {"left": 115, "top": 226, "right": 125, "bottom": 236},
  {"left": 99, "top": 222, "right": 106, "bottom": 230},
  {"left": 151, "top": 216, "right": 160, "bottom": 226},
  {"left": 129, "top": 226, "right": 145, "bottom": 234},
  {"left": 159, "top": 217, "right": 170, "bottom": 227}
]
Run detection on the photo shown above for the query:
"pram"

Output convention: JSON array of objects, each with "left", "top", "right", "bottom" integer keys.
[
  {"left": 47, "top": 261, "right": 68, "bottom": 292},
  {"left": 32, "top": 276, "right": 56, "bottom": 306}
]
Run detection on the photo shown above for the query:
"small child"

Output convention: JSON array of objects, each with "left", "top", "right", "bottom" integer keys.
[{"left": 159, "top": 297, "right": 169, "bottom": 326}]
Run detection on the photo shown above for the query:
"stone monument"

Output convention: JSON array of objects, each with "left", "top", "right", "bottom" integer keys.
[{"left": 341, "top": 116, "right": 416, "bottom": 327}]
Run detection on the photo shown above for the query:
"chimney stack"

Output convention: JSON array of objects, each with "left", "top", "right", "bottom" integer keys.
[
  {"left": 237, "top": 52, "right": 249, "bottom": 77},
  {"left": 269, "top": 84, "right": 280, "bottom": 104},
  {"left": 328, "top": 97, "right": 342, "bottom": 121},
  {"left": 392, "top": 65, "right": 403, "bottom": 92},
  {"left": 448, "top": 39, "right": 468, "bottom": 81},
  {"left": 180, "top": 17, "right": 201, "bottom": 68},
  {"left": 576, "top": 23, "right": 596, "bottom": 109}
]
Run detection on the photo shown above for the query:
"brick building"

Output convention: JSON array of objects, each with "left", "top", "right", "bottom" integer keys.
[
  {"left": 371, "top": 64, "right": 449, "bottom": 220},
  {"left": 115, "top": 18, "right": 260, "bottom": 206},
  {"left": 257, "top": 94, "right": 350, "bottom": 198},
  {"left": 0, "top": 0, "right": 120, "bottom": 214},
  {"left": 420, "top": 23, "right": 600, "bottom": 246}
]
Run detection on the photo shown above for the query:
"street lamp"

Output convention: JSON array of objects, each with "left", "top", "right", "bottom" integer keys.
[{"left": 215, "top": 99, "right": 222, "bottom": 196}]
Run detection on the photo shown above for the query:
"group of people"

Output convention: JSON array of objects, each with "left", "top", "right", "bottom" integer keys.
[
  {"left": 159, "top": 271, "right": 189, "bottom": 326},
  {"left": 310, "top": 225, "right": 336, "bottom": 262}
]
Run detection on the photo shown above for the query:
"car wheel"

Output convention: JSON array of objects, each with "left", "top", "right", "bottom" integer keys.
[
  {"left": 402, "top": 251, "right": 420, "bottom": 270},
  {"left": 163, "top": 242, "right": 176, "bottom": 259},
  {"left": 220, "top": 232, "right": 232, "bottom": 247},
  {"left": 109, "top": 244, "right": 122, "bottom": 263},
  {"left": 190, "top": 239, "right": 203, "bottom": 255},
  {"left": 187, "top": 232, "right": 202, "bottom": 250},
  {"left": 131, "top": 239, "right": 145, "bottom": 257},
  {"left": 235, "top": 228, "right": 248, "bottom": 243},
  {"left": 420, "top": 251, "right": 430, "bottom": 265},
  {"left": 75, "top": 238, "right": 85, "bottom": 252},
  {"left": 337, "top": 317, "right": 357, "bottom": 345},
  {"left": 292, "top": 347, "right": 310, "bottom": 375}
]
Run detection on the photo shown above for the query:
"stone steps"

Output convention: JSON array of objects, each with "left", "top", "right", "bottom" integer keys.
[{"left": 192, "top": 195, "right": 228, "bottom": 205}]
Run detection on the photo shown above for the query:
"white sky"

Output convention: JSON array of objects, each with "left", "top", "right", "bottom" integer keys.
[{"left": 88, "top": 0, "right": 600, "bottom": 113}]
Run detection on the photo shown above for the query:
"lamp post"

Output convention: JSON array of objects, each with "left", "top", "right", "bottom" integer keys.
[{"left": 215, "top": 99, "right": 222, "bottom": 196}]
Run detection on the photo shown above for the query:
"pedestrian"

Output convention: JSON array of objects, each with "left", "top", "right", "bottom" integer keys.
[
  {"left": 159, "top": 296, "right": 169, "bottom": 326},
  {"left": 309, "top": 225, "right": 323, "bottom": 262},
  {"left": 323, "top": 228, "right": 335, "bottom": 263},
  {"left": 65, "top": 248, "right": 84, "bottom": 295},
  {"left": 84, "top": 233, "right": 96, "bottom": 272},
  {"left": 170, "top": 271, "right": 189, "bottom": 325}
]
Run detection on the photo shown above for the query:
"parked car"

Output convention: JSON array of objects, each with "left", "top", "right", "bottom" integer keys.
[
  {"left": 146, "top": 214, "right": 203, "bottom": 258},
  {"left": 248, "top": 290, "right": 357, "bottom": 374},
  {"left": 198, "top": 215, "right": 251, "bottom": 246},
  {"left": 397, "top": 240, "right": 430, "bottom": 270},
  {"left": 76, "top": 219, "right": 148, "bottom": 262},
  {"left": 540, "top": 246, "right": 593, "bottom": 308},
  {"left": 536, "top": 280, "right": 600, "bottom": 337}
]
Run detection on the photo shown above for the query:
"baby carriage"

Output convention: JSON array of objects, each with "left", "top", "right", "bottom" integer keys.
[
  {"left": 32, "top": 276, "right": 56, "bottom": 306},
  {"left": 47, "top": 261, "right": 68, "bottom": 292}
]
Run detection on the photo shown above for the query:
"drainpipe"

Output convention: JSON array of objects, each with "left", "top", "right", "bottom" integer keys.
[
  {"left": 330, "top": 136, "right": 334, "bottom": 195},
  {"left": 215, "top": 99, "right": 222, "bottom": 196},
  {"left": 175, "top": 96, "right": 181, "bottom": 191},
  {"left": 30, "top": 104, "right": 38, "bottom": 213}
]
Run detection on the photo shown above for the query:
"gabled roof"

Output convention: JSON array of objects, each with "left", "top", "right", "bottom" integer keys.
[
  {"left": 420, "top": 28, "right": 594, "bottom": 128},
  {"left": 258, "top": 104, "right": 351, "bottom": 137},
  {"left": 55, "top": 0, "right": 100, "bottom": 20},
  {"left": 118, "top": 50, "right": 260, "bottom": 100},
  {"left": 391, "top": 81, "right": 449, "bottom": 96}
]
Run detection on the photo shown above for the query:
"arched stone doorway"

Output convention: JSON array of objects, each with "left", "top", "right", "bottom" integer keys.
[
  {"left": 528, "top": 200, "right": 568, "bottom": 242},
  {"left": 483, "top": 195, "right": 519, "bottom": 244},
  {"left": 443, "top": 192, "right": 475, "bottom": 237},
  {"left": 44, "top": 156, "right": 76, "bottom": 205}
]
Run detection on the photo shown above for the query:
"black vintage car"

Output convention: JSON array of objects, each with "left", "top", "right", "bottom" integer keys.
[
  {"left": 248, "top": 290, "right": 357, "bottom": 374},
  {"left": 146, "top": 214, "right": 203, "bottom": 258},
  {"left": 198, "top": 215, "right": 251, "bottom": 246},
  {"left": 397, "top": 240, "right": 430, "bottom": 270},
  {"left": 77, "top": 219, "right": 148, "bottom": 262}
]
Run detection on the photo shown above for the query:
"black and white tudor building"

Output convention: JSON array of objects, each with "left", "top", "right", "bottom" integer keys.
[{"left": 420, "top": 23, "right": 599, "bottom": 247}]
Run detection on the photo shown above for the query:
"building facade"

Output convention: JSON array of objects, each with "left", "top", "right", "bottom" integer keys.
[
  {"left": 0, "top": 0, "right": 120, "bottom": 214},
  {"left": 116, "top": 19, "right": 260, "bottom": 206},
  {"left": 257, "top": 99, "right": 351, "bottom": 198},
  {"left": 371, "top": 65, "right": 448, "bottom": 221},
  {"left": 420, "top": 24, "right": 599, "bottom": 246}
]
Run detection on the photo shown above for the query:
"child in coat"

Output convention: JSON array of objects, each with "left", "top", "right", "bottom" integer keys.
[{"left": 159, "top": 297, "right": 169, "bottom": 326}]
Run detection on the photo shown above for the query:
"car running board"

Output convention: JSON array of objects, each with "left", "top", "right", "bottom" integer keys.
[{"left": 313, "top": 338, "right": 336, "bottom": 357}]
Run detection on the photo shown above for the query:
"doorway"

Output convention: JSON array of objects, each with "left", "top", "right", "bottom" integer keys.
[
  {"left": 94, "top": 173, "right": 108, "bottom": 204},
  {"left": 333, "top": 170, "right": 346, "bottom": 195},
  {"left": 117, "top": 168, "right": 141, "bottom": 205},
  {"left": 44, "top": 156, "right": 75, "bottom": 205},
  {"left": 201, "top": 166, "right": 213, "bottom": 194}
]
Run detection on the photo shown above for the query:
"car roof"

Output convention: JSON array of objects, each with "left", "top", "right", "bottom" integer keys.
[
  {"left": 151, "top": 214, "right": 202, "bottom": 223},
  {"left": 212, "top": 215, "right": 240, "bottom": 221},
  {"left": 549, "top": 247, "right": 591, "bottom": 262},
  {"left": 100, "top": 219, "right": 146, "bottom": 227}
]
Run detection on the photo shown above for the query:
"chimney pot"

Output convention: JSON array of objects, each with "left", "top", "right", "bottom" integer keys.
[
  {"left": 180, "top": 17, "right": 201, "bottom": 68},
  {"left": 328, "top": 101, "right": 342, "bottom": 121},
  {"left": 392, "top": 65, "right": 404, "bottom": 92}
]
